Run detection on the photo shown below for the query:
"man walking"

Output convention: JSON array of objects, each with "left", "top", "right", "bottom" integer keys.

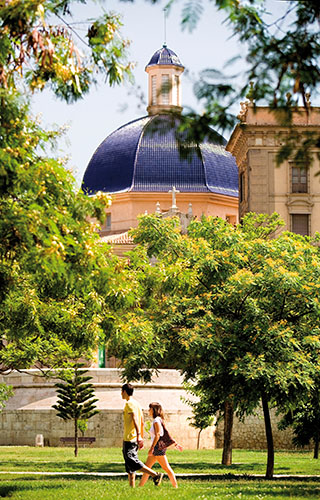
[{"left": 121, "top": 383, "right": 163, "bottom": 487}]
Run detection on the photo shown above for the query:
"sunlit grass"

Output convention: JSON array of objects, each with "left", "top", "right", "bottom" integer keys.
[{"left": 0, "top": 476, "right": 319, "bottom": 500}]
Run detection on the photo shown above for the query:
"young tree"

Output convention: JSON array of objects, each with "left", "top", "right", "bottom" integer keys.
[
  {"left": 107, "top": 213, "right": 320, "bottom": 478},
  {"left": 52, "top": 364, "right": 99, "bottom": 457},
  {"left": 186, "top": 395, "right": 215, "bottom": 450}
]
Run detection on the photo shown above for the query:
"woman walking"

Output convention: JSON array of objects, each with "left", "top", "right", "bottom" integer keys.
[{"left": 139, "top": 402, "right": 183, "bottom": 488}]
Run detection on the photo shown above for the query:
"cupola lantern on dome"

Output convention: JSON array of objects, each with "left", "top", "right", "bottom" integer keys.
[{"left": 145, "top": 44, "right": 184, "bottom": 115}]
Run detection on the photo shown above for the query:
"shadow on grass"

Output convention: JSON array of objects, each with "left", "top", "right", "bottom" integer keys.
[
  {"left": 1, "top": 460, "right": 269, "bottom": 473},
  {"left": 170, "top": 461, "right": 263, "bottom": 472},
  {"left": 0, "top": 461, "right": 124, "bottom": 472},
  {"left": 0, "top": 480, "right": 66, "bottom": 498}
]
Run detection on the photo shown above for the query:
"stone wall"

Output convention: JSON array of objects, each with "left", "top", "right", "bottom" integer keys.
[
  {"left": 0, "top": 369, "right": 298, "bottom": 450},
  {"left": 0, "top": 409, "right": 215, "bottom": 449},
  {"left": 215, "top": 409, "right": 299, "bottom": 450}
]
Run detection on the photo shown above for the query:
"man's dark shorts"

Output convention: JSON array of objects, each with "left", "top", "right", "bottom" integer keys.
[{"left": 122, "top": 441, "right": 144, "bottom": 474}]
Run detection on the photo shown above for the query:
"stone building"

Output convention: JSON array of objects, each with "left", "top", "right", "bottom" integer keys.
[{"left": 227, "top": 100, "right": 320, "bottom": 234}]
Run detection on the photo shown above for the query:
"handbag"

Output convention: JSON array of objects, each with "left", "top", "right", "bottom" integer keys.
[{"left": 156, "top": 421, "right": 175, "bottom": 451}]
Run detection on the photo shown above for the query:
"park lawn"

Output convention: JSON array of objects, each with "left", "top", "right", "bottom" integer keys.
[
  {"left": 0, "top": 476, "right": 319, "bottom": 500},
  {"left": 0, "top": 447, "right": 319, "bottom": 475}
]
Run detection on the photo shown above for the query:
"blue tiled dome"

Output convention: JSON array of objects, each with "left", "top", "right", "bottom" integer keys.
[
  {"left": 82, "top": 114, "right": 238, "bottom": 197},
  {"left": 146, "top": 44, "right": 184, "bottom": 69}
]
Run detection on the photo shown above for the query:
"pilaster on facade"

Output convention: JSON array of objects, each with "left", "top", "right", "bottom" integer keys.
[{"left": 227, "top": 104, "right": 320, "bottom": 234}]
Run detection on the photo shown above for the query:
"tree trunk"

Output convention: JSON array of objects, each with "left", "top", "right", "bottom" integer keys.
[
  {"left": 74, "top": 418, "right": 78, "bottom": 458},
  {"left": 197, "top": 429, "right": 202, "bottom": 450},
  {"left": 314, "top": 435, "right": 319, "bottom": 459},
  {"left": 261, "top": 392, "right": 274, "bottom": 478},
  {"left": 222, "top": 400, "right": 233, "bottom": 466}
]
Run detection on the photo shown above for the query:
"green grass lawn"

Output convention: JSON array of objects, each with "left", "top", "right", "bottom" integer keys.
[
  {"left": 0, "top": 447, "right": 319, "bottom": 476},
  {"left": 0, "top": 476, "right": 319, "bottom": 500}
]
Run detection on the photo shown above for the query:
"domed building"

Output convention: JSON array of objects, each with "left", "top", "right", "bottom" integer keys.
[{"left": 83, "top": 45, "right": 239, "bottom": 240}]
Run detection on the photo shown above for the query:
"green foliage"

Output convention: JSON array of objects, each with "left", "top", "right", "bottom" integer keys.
[
  {"left": 53, "top": 364, "right": 98, "bottom": 421},
  {"left": 0, "top": 90, "right": 122, "bottom": 370},
  {"left": 187, "top": 393, "right": 215, "bottom": 448},
  {"left": 0, "top": 0, "right": 132, "bottom": 99},
  {"left": 0, "top": 1, "right": 137, "bottom": 371},
  {"left": 109, "top": 212, "right": 320, "bottom": 475},
  {"left": 279, "top": 377, "right": 320, "bottom": 458},
  {"left": 0, "top": 382, "right": 13, "bottom": 412},
  {"left": 52, "top": 363, "right": 99, "bottom": 455},
  {"left": 77, "top": 418, "right": 88, "bottom": 436}
]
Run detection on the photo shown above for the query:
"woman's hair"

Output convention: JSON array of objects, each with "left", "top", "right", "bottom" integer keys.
[{"left": 149, "top": 402, "right": 164, "bottom": 420}]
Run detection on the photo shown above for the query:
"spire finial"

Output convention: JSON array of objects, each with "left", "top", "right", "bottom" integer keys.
[{"left": 163, "top": 7, "right": 167, "bottom": 46}]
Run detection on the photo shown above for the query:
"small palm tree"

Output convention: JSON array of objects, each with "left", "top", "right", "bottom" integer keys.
[{"left": 52, "top": 363, "right": 99, "bottom": 457}]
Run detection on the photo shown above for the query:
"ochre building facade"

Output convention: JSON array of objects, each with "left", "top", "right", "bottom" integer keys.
[{"left": 227, "top": 102, "right": 320, "bottom": 235}]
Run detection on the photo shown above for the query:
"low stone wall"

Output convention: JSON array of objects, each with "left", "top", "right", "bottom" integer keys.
[
  {"left": 0, "top": 409, "right": 215, "bottom": 449},
  {"left": 215, "top": 410, "right": 298, "bottom": 450},
  {"left": 0, "top": 368, "right": 299, "bottom": 450}
]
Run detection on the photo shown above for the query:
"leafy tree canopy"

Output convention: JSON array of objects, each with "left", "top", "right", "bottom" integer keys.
[
  {"left": 107, "top": 212, "right": 320, "bottom": 476},
  {"left": 0, "top": 1, "right": 136, "bottom": 372},
  {"left": 0, "top": 0, "right": 133, "bottom": 100}
]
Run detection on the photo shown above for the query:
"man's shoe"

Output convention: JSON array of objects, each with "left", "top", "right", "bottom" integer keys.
[{"left": 153, "top": 473, "right": 164, "bottom": 486}]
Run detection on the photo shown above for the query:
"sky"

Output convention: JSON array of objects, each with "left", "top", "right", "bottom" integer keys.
[{"left": 31, "top": 0, "right": 289, "bottom": 186}]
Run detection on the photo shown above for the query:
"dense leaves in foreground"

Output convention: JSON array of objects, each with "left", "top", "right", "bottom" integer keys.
[
  {"left": 0, "top": 90, "right": 132, "bottom": 370},
  {"left": 0, "top": 1, "right": 136, "bottom": 372}
]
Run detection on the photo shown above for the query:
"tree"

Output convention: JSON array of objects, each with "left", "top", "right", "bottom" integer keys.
[
  {"left": 186, "top": 395, "right": 215, "bottom": 450},
  {"left": 107, "top": 213, "right": 320, "bottom": 478},
  {"left": 52, "top": 363, "right": 99, "bottom": 457},
  {"left": 0, "top": 1, "right": 136, "bottom": 371},
  {"left": 0, "top": 91, "right": 122, "bottom": 370}
]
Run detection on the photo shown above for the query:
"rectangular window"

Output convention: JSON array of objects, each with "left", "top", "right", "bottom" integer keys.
[
  {"left": 106, "top": 213, "right": 111, "bottom": 230},
  {"left": 174, "top": 75, "right": 179, "bottom": 105},
  {"left": 291, "top": 214, "right": 309, "bottom": 236},
  {"left": 239, "top": 172, "right": 245, "bottom": 203},
  {"left": 161, "top": 74, "right": 170, "bottom": 105},
  {"left": 151, "top": 76, "right": 157, "bottom": 105},
  {"left": 101, "top": 213, "right": 111, "bottom": 231},
  {"left": 291, "top": 166, "right": 307, "bottom": 193}
]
